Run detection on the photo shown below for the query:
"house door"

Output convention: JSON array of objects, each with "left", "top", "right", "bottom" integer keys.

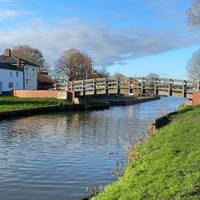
[{"left": 0, "top": 81, "right": 2, "bottom": 95}]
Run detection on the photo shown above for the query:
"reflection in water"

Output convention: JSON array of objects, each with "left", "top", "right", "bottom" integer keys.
[{"left": 0, "top": 97, "right": 186, "bottom": 200}]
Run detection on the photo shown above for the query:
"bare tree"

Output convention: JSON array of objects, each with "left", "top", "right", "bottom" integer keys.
[
  {"left": 146, "top": 73, "right": 159, "bottom": 80},
  {"left": 55, "top": 49, "right": 93, "bottom": 81},
  {"left": 187, "top": 49, "right": 200, "bottom": 81},
  {"left": 146, "top": 73, "right": 159, "bottom": 86},
  {"left": 187, "top": 1, "right": 200, "bottom": 81},
  {"left": 188, "top": 0, "right": 200, "bottom": 26},
  {"left": 112, "top": 72, "right": 126, "bottom": 79},
  {"left": 12, "top": 45, "right": 46, "bottom": 69},
  {"left": 94, "top": 67, "right": 110, "bottom": 78}
]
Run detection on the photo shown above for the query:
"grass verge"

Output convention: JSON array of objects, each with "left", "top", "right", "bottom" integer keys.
[
  {"left": 0, "top": 96, "right": 71, "bottom": 112},
  {"left": 94, "top": 105, "right": 200, "bottom": 200}
]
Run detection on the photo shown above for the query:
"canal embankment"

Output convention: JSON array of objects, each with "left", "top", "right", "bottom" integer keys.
[
  {"left": 106, "top": 96, "right": 160, "bottom": 106},
  {"left": 80, "top": 95, "right": 160, "bottom": 106},
  {"left": 0, "top": 96, "right": 159, "bottom": 120},
  {"left": 94, "top": 105, "right": 200, "bottom": 200},
  {"left": 0, "top": 96, "right": 110, "bottom": 120}
]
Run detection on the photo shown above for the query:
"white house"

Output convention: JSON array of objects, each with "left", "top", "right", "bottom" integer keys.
[
  {"left": 0, "top": 63, "right": 24, "bottom": 95},
  {"left": 0, "top": 49, "right": 39, "bottom": 94}
]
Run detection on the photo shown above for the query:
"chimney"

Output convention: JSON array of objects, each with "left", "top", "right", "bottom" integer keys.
[
  {"left": 4, "top": 48, "right": 12, "bottom": 57},
  {"left": 17, "top": 58, "right": 21, "bottom": 67}
]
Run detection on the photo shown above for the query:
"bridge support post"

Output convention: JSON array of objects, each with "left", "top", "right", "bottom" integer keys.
[
  {"left": 82, "top": 80, "right": 85, "bottom": 96},
  {"left": 182, "top": 80, "right": 187, "bottom": 98},
  {"left": 168, "top": 79, "right": 173, "bottom": 96},
  {"left": 70, "top": 81, "right": 73, "bottom": 91},
  {"left": 154, "top": 80, "right": 159, "bottom": 96},
  {"left": 71, "top": 81, "right": 74, "bottom": 96},
  {"left": 65, "top": 82, "right": 68, "bottom": 91},
  {"left": 117, "top": 78, "right": 121, "bottom": 95},
  {"left": 197, "top": 82, "right": 200, "bottom": 92},
  {"left": 94, "top": 79, "right": 96, "bottom": 95},
  {"left": 105, "top": 78, "right": 109, "bottom": 95},
  {"left": 141, "top": 78, "right": 145, "bottom": 96}
]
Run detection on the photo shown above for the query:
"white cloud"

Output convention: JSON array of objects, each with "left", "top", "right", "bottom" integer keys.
[
  {"left": 0, "top": 20, "right": 200, "bottom": 67},
  {"left": 0, "top": 9, "right": 29, "bottom": 21}
]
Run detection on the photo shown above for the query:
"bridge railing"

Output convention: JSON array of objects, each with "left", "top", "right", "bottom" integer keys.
[{"left": 55, "top": 77, "right": 200, "bottom": 99}]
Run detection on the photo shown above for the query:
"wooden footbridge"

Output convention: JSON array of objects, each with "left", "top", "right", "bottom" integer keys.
[{"left": 56, "top": 77, "right": 200, "bottom": 100}]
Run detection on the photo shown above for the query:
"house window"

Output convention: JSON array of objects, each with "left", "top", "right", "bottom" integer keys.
[
  {"left": 0, "top": 81, "right": 2, "bottom": 95},
  {"left": 10, "top": 72, "right": 13, "bottom": 77},
  {"left": 16, "top": 71, "right": 19, "bottom": 77},
  {"left": 9, "top": 82, "right": 13, "bottom": 89},
  {"left": 25, "top": 79, "right": 28, "bottom": 86},
  {"left": 32, "top": 69, "right": 35, "bottom": 77},
  {"left": 25, "top": 68, "right": 28, "bottom": 77}
]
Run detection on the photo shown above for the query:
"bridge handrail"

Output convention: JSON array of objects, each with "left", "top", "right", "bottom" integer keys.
[{"left": 55, "top": 77, "right": 200, "bottom": 99}]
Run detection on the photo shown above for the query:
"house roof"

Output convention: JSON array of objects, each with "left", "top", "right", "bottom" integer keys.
[
  {"left": 0, "top": 55, "right": 16, "bottom": 64},
  {"left": 38, "top": 73, "right": 56, "bottom": 84},
  {"left": 0, "top": 55, "right": 39, "bottom": 67},
  {"left": 0, "top": 63, "right": 23, "bottom": 71},
  {"left": 19, "top": 57, "right": 39, "bottom": 67},
  {"left": 0, "top": 49, "right": 40, "bottom": 68}
]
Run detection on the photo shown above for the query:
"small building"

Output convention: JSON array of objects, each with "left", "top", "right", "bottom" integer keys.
[
  {"left": 38, "top": 71, "right": 56, "bottom": 90},
  {"left": 0, "top": 49, "right": 39, "bottom": 94}
]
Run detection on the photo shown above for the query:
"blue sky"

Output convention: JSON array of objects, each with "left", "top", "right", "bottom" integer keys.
[{"left": 0, "top": 0, "right": 200, "bottom": 79}]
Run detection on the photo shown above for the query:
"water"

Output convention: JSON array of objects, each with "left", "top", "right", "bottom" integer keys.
[{"left": 0, "top": 97, "right": 186, "bottom": 200}]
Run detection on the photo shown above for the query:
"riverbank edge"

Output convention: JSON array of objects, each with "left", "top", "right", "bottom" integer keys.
[
  {"left": 0, "top": 96, "right": 159, "bottom": 121},
  {"left": 93, "top": 105, "right": 198, "bottom": 200},
  {"left": 147, "top": 105, "right": 193, "bottom": 131},
  {"left": 0, "top": 102, "right": 110, "bottom": 120},
  {"left": 106, "top": 96, "right": 160, "bottom": 106}
]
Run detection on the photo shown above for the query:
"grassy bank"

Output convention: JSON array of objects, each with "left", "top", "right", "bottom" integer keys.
[
  {"left": 94, "top": 106, "right": 200, "bottom": 200},
  {"left": 0, "top": 96, "right": 71, "bottom": 112}
]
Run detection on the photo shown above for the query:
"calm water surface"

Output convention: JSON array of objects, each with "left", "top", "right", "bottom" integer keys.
[{"left": 0, "top": 97, "right": 186, "bottom": 200}]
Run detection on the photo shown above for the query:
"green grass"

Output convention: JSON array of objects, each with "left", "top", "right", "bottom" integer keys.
[
  {"left": 94, "top": 106, "right": 200, "bottom": 200},
  {"left": 0, "top": 96, "right": 71, "bottom": 112}
]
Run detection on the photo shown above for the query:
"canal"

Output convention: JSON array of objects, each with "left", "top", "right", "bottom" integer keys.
[{"left": 0, "top": 97, "right": 186, "bottom": 200}]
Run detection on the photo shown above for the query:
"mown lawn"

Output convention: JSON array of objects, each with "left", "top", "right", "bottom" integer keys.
[
  {"left": 0, "top": 96, "right": 71, "bottom": 112},
  {"left": 94, "top": 106, "right": 200, "bottom": 200}
]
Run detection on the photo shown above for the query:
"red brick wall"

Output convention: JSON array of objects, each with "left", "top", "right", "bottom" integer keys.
[
  {"left": 192, "top": 92, "right": 200, "bottom": 105},
  {"left": 13, "top": 90, "right": 57, "bottom": 98}
]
